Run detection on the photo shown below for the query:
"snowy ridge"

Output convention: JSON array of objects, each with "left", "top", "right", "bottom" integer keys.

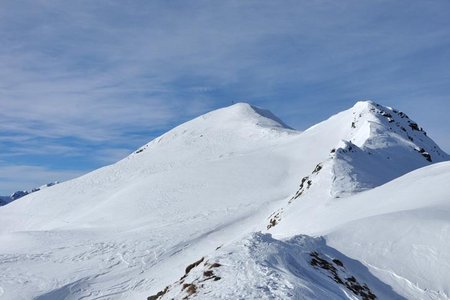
[
  {"left": 158, "top": 161, "right": 450, "bottom": 300},
  {"left": 152, "top": 233, "right": 401, "bottom": 300},
  {"left": 269, "top": 161, "right": 450, "bottom": 299},
  {"left": 264, "top": 101, "right": 449, "bottom": 233},
  {"left": 284, "top": 101, "right": 448, "bottom": 200},
  {"left": 328, "top": 101, "right": 447, "bottom": 197},
  {"left": 0, "top": 101, "right": 448, "bottom": 300}
]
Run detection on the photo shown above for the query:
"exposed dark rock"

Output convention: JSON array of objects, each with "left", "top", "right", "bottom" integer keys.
[
  {"left": 332, "top": 259, "right": 344, "bottom": 267},
  {"left": 185, "top": 257, "right": 205, "bottom": 274},
  {"left": 209, "top": 262, "right": 222, "bottom": 269},
  {"left": 310, "top": 251, "right": 377, "bottom": 300},
  {"left": 183, "top": 283, "right": 197, "bottom": 296},
  {"left": 11, "top": 191, "right": 29, "bottom": 200},
  {"left": 415, "top": 148, "right": 432, "bottom": 162},
  {"left": 200, "top": 268, "right": 222, "bottom": 283},
  {"left": 381, "top": 112, "right": 392, "bottom": 118},
  {"left": 290, "top": 176, "right": 310, "bottom": 202},
  {"left": 313, "top": 163, "right": 323, "bottom": 174},
  {"left": 409, "top": 123, "right": 420, "bottom": 131},
  {"left": 267, "top": 210, "right": 282, "bottom": 230},
  {"left": 397, "top": 111, "right": 409, "bottom": 119},
  {"left": 147, "top": 286, "right": 168, "bottom": 300}
]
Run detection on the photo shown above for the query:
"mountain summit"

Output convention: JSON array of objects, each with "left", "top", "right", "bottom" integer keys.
[
  {"left": 0, "top": 101, "right": 448, "bottom": 300},
  {"left": 131, "top": 102, "right": 294, "bottom": 159},
  {"left": 297, "top": 100, "right": 448, "bottom": 197}
]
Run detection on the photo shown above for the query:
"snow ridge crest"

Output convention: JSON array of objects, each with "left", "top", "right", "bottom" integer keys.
[
  {"left": 328, "top": 100, "right": 449, "bottom": 197},
  {"left": 286, "top": 100, "right": 449, "bottom": 199}
]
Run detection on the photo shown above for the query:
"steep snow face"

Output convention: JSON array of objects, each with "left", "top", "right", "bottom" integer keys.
[
  {"left": 329, "top": 101, "right": 448, "bottom": 196},
  {"left": 296, "top": 101, "right": 449, "bottom": 197},
  {"left": 270, "top": 162, "right": 450, "bottom": 300},
  {"left": 0, "top": 101, "right": 448, "bottom": 300},
  {"left": 324, "top": 162, "right": 450, "bottom": 300}
]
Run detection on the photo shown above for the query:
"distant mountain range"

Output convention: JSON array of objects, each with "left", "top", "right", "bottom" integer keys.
[
  {"left": 0, "top": 182, "right": 59, "bottom": 206},
  {"left": 0, "top": 101, "right": 448, "bottom": 300}
]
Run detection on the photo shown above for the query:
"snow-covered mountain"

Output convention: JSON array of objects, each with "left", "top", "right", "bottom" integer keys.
[
  {"left": 0, "top": 101, "right": 448, "bottom": 300},
  {"left": 0, "top": 182, "right": 59, "bottom": 206}
]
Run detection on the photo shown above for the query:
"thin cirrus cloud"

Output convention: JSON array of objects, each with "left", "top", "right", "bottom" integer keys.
[{"left": 1, "top": 0, "right": 449, "bottom": 193}]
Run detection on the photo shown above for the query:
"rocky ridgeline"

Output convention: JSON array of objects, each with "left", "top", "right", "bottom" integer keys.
[{"left": 148, "top": 257, "right": 222, "bottom": 300}]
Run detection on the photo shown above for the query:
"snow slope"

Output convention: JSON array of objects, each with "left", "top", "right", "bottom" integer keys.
[
  {"left": 0, "top": 182, "right": 59, "bottom": 207},
  {"left": 153, "top": 161, "right": 450, "bottom": 300},
  {"left": 0, "top": 101, "right": 448, "bottom": 300},
  {"left": 269, "top": 161, "right": 450, "bottom": 299}
]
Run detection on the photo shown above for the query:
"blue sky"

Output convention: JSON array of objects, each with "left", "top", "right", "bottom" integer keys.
[{"left": 1, "top": 0, "right": 449, "bottom": 194}]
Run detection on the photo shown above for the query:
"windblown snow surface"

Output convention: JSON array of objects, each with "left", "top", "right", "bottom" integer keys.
[{"left": 0, "top": 101, "right": 448, "bottom": 300}]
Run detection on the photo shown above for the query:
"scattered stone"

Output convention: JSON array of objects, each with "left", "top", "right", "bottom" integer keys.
[
  {"left": 185, "top": 257, "right": 205, "bottom": 274},
  {"left": 381, "top": 112, "right": 392, "bottom": 118},
  {"left": 332, "top": 259, "right": 344, "bottom": 267},
  {"left": 409, "top": 123, "right": 420, "bottom": 131},
  {"left": 267, "top": 210, "right": 282, "bottom": 229},
  {"left": 183, "top": 283, "right": 197, "bottom": 296},
  {"left": 209, "top": 262, "right": 222, "bottom": 269},
  {"left": 313, "top": 163, "right": 323, "bottom": 174},
  {"left": 310, "top": 252, "right": 377, "bottom": 300},
  {"left": 147, "top": 286, "right": 169, "bottom": 300},
  {"left": 415, "top": 148, "right": 432, "bottom": 162}
]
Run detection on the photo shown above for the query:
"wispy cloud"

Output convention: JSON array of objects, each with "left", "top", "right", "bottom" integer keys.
[{"left": 1, "top": 0, "right": 449, "bottom": 193}]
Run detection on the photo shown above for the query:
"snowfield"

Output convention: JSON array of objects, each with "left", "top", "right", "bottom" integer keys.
[{"left": 0, "top": 101, "right": 448, "bottom": 299}]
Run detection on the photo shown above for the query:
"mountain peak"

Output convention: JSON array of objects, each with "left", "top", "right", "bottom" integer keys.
[
  {"left": 1, "top": 99, "right": 449, "bottom": 300},
  {"left": 130, "top": 102, "right": 295, "bottom": 159},
  {"left": 352, "top": 99, "right": 376, "bottom": 109},
  {"left": 288, "top": 100, "right": 449, "bottom": 198},
  {"left": 207, "top": 102, "right": 292, "bottom": 130}
]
